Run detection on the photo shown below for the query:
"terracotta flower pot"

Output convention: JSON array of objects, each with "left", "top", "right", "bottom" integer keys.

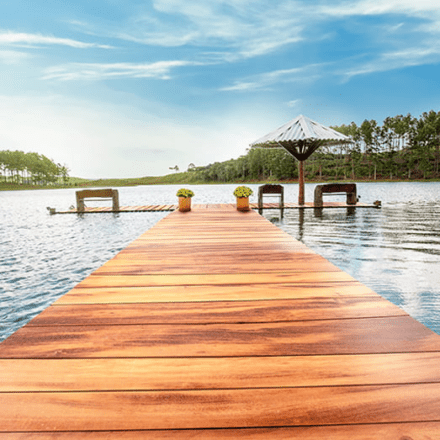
[
  {"left": 178, "top": 196, "right": 192, "bottom": 212},
  {"left": 236, "top": 197, "right": 250, "bottom": 211}
]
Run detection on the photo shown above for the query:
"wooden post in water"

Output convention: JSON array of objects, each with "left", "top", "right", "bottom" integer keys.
[
  {"left": 298, "top": 160, "right": 305, "bottom": 206},
  {"left": 76, "top": 192, "right": 85, "bottom": 213},
  {"left": 112, "top": 190, "right": 119, "bottom": 212}
]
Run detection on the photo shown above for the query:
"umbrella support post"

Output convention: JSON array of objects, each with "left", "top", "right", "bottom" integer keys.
[{"left": 298, "top": 160, "right": 305, "bottom": 206}]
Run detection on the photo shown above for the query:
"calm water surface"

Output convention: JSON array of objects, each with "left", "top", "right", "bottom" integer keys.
[{"left": 0, "top": 182, "right": 439, "bottom": 341}]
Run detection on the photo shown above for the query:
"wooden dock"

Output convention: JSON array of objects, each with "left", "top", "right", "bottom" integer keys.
[
  {"left": 1, "top": 204, "right": 440, "bottom": 438},
  {"left": 55, "top": 201, "right": 379, "bottom": 214}
]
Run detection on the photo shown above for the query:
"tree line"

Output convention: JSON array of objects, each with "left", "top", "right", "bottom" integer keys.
[
  {"left": 188, "top": 110, "right": 440, "bottom": 182},
  {"left": 0, "top": 150, "right": 69, "bottom": 185},
  {"left": 3, "top": 110, "right": 439, "bottom": 187}
]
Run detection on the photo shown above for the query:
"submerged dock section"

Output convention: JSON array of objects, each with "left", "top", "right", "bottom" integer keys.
[{"left": 1, "top": 204, "right": 440, "bottom": 437}]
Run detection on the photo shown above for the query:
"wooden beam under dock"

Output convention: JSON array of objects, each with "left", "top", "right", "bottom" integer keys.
[{"left": 1, "top": 204, "right": 438, "bottom": 438}]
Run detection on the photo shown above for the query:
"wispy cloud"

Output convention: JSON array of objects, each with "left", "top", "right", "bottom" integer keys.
[
  {"left": 318, "top": 0, "right": 440, "bottom": 17},
  {"left": 221, "top": 65, "right": 323, "bottom": 92},
  {"left": 216, "top": 0, "right": 440, "bottom": 86},
  {"left": 42, "top": 60, "right": 196, "bottom": 81},
  {"left": 287, "top": 99, "right": 301, "bottom": 108},
  {"left": 113, "top": 0, "right": 440, "bottom": 78},
  {"left": 0, "top": 31, "right": 112, "bottom": 49},
  {"left": 116, "top": 0, "right": 305, "bottom": 61},
  {"left": 343, "top": 42, "right": 440, "bottom": 80}
]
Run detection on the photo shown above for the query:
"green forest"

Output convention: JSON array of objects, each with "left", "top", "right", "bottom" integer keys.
[
  {"left": 0, "top": 150, "right": 69, "bottom": 186},
  {"left": 188, "top": 110, "right": 440, "bottom": 183},
  {"left": 2, "top": 110, "right": 440, "bottom": 189}
]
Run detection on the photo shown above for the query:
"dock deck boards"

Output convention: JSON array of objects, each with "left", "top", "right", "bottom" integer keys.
[
  {"left": 1, "top": 204, "right": 440, "bottom": 438},
  {"left": 55, "top": 201, "right": 378, "bottom": 213}
]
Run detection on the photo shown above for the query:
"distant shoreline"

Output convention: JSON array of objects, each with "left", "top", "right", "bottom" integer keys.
[{"left": 1, "top": 176, "right": 439, "bottom": 192}]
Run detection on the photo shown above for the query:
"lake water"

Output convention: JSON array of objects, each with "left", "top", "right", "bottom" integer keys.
[{"left": 0, "top": 182, "right": 439, "bottom": 342}]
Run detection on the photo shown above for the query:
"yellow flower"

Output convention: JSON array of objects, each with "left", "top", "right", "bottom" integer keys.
[
  {"left": 233, "top": 186, "right": 253, "bottom": 198},
  {"left": 176, "top": 188, "right": 194, "bottom": 198}
]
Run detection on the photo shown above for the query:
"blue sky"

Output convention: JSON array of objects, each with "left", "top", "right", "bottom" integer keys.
[{"left": 1, "top": 0, "right": 440, "bottom": 178}]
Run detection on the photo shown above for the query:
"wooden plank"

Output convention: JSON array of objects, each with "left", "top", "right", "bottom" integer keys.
[
  {"left": 92, "top": 257, "right": 342, "bottom": 275},
  {"left": 30, "top": 297, "right": 407, "bottom": 326},
  {"left": 142, "top": 222, "right": 288, "bottom": 228},
  {"left": 46, "top": 295, "right": 408, "bottom": 323},
  {"left": 2, "top": 317, "right": 439, "bottom": 359},
  {"left": 2, "top": 383, "right": 440, "bottom": 432},
  {"left": 3, "top": 352, "right": 440, "bottom": 392},
  {"left": 121, "top": 239, "right": 312, "bottom": 249},
  {"left": 76, "top": 272, "right": 357, "bottom": 288},
  {"left": 1, "top": 423, "right": 439, "bottom": 439},
  {"left": 77, "top": 189, "right": 115, "bottom": 198},
  {"left": 120, "top": 243, "right": 314, "bottom": 255},
  {"left": 125, "top": 236, "right": 302, "bottom": 243},
  {"left": 53, "top": 282, "right": 379, "bottom": 304}
]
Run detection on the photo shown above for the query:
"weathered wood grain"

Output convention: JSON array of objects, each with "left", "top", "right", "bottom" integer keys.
[
  {"left": 30, "top": 296, "right": 407, "bottom": 326},
  {"left": 2, "top": 384, "right": 440, "bottom": 432},
  {"left": 2, "top": 316, "right": 439, "bottom": 359},
  {"left": 77, "top": 272, "right": 357, "bottom": 288},
  {"left": 2, "top": 352, "right": 440, "bottom": 392},
  {"left": 92, "top": 255, "right": 340, "bottom": 275},
  {"left": 53, "top": 282, "right": 379, "bottom": 304}
]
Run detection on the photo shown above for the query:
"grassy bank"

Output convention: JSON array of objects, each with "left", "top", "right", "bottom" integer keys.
[
  {"left": 1, "top": 173, "right": 439, "bottom": 192},
  {"left": 0, "top": 172, "right": 204, "bottom": 191}
]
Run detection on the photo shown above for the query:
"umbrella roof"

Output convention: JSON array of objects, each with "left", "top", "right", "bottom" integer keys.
[{"left": 250, "top": 114, "right": 352, "bottom": 161}]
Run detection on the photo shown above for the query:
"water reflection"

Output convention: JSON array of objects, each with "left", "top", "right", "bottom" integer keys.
[{"left": 268, "top": 198, "right": 440, "bottom": 335}]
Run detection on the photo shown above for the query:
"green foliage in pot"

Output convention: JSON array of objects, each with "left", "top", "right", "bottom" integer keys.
[
  {"left": 176, "top": 188, "right": 194, "bottom": 198},
  {"left": 233, "top": 186, "right": 253, "bottom": 198}
]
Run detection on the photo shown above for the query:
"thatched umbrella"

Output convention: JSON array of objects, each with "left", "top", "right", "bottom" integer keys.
[{"left": 250, "top": 114, "right": 352, "bottom": 205}]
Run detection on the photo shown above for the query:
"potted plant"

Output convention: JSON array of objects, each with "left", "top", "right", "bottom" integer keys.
[
  {"left": 176, "top": 188, "right": 194, "bottom": 212},
  {"left": 233, "top": 186, "right": 253, "bottom": 211}
]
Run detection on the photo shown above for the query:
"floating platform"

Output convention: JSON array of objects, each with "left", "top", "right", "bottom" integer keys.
[
  {"left": 3, "top": 204, "right": 436, "bottom": 438},
  {"left": 54, "top": 201, "right": 379, "bottom": 214}
]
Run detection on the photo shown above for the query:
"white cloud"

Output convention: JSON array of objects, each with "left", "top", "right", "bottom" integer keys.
[
  {"left": 211, "top": 0, "right": 440, "bottom": 83},
  {"left": 42, "top": 60, "right": 195, "bottom": 81},
  {"left": 287, "top": 99, "right": 301, "bottom": 108},
  {"left": 116, "top": 0, "right": 440, "bottom": 76},
  {"left": 221, "top": 81, "right": 259, "bottom": 92},
  {"left": 0, "top": 30, "right": 112, "bottom": 49},
  {"left": 221, "top": 65, "right": 323, "bottom": 91},
  {"left": 117, "top": 14, "right": 199, "bottom": 47},
  {"left": 84, "top": 0, "right": 440, "bottom": 93},
  {"left": 342, "top": 40, "right": 440, "bottom": 80},
  {"left": 117, "top": 0, "right": 305, "bottom": 61},
  {"left": 319, "top": 0, "right": 440, "bottom": 17}
]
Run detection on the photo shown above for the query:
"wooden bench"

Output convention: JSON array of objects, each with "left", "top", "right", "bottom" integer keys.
[
  {"left": 76, "top": 189, "right": 119, "bottom": 212},
  {"left": 314, "top": 183, "right": 357, "bottom": 208},
  {"left": 258, "top": 184, "right": 284, "bottom": 216}
]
